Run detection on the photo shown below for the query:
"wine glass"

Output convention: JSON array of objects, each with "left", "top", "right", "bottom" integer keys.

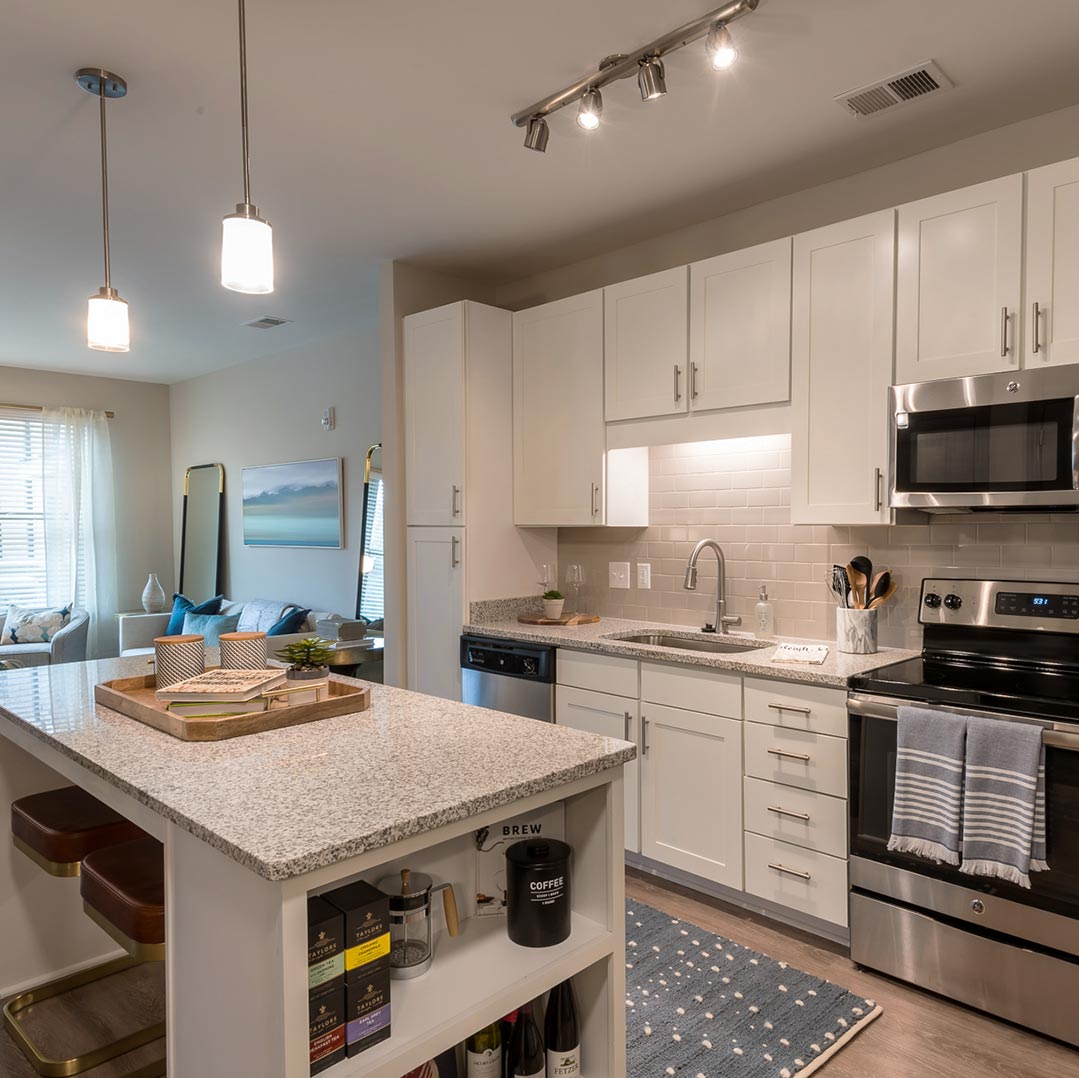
[
  {"left": 565, "top": 564, "right": 584, "bottom": 614},
  {"left": 538, "top": 563, "right": 554, "bottom": 591}
]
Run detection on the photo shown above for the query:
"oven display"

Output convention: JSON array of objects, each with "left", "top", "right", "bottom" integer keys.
[{"left": 995, "top": 591, "right": 1079, "bottom": 618}]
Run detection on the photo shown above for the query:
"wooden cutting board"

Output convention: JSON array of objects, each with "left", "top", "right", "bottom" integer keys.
[
  {"left": 95, "top": 674, "right": 371, "bottom": 741},
  {"left": 517, "top": 613, "right": 600, "bottom": 626}
]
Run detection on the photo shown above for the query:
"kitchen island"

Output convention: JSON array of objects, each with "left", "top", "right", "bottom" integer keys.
[{"left": 0, "top": 657, "right": 634, "bottom": 1077}]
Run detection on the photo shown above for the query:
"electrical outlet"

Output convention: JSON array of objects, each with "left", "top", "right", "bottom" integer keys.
[
  {"left": 637, "top": 563, "right": 651, "bottom": 589},
  {"left": 609, "top": 562, "right": 631, "bottom": 590}
]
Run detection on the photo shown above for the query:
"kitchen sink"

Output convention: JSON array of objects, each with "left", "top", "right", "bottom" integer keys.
[{"left": 613, "top": 633, "right": 769, "bottom": 654}]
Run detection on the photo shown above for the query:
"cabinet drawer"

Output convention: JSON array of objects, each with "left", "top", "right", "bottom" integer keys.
[
  {"left": 744, "top": 722, "right": 847, "bottom": 797},
  {"left": 743, "top": 777, "right": 847, "bottom": 858},
  {"left": 744, "top": 678, "right": 847, "bottom": 738},
  {"left": 557, "top": 649, "right": 638, "bottom": 698},
  {"left": 640, "top": 661, "right": 742, "bottom": 718},
  {"left": 745, "top": 832, "right": 848, "bottom": 928}
]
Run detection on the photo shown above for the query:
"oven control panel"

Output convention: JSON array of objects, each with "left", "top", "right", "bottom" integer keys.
[{"left": 920, "top": 578, "right": 1079, "bottom": 632}]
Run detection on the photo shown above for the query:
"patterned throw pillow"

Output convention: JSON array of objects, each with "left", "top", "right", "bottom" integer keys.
[
  {"left": 1, "top": 605, "right": 72, "bottom": 645},
  {"left": 181, "top": 612, "right": 241, "bottom": 647}
]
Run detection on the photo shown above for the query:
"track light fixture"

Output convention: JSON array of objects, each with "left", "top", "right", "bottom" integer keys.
[
  {"left": 510, "top": 0, "right": 758, "bottom": 150},
  {"left": 576, "top": 88, "right": 603, "bottom": 130}
]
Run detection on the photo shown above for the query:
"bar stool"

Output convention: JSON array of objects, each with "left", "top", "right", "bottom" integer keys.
[{"left": 4, "top": 787, "right": 165, "bottom": 1077}]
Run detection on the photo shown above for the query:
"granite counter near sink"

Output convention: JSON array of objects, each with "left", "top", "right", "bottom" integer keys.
[{"left": 463, "top": 615, "right": 918, "bottom": 689}]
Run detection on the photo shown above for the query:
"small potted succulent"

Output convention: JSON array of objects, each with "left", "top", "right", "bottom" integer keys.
[
  {"left": 276, "top": 637, "right": 334, "bottom": 692},
  {"left": 542, "top": 590, "right": 565, "bottom": 620}
]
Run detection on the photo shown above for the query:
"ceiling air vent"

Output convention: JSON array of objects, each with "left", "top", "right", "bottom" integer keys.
[
  {"left": 836, "top": 61, "right": 953, "bottom": 118},
  {"left": 243, "top": 315, "right": 292, "bottom": 330}
]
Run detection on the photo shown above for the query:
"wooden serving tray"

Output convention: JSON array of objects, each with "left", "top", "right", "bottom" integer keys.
[
  {"left": 95, "top": 675, "right": 371, "bottom": 742},
  {"left": 517, "top": 613, "right": 600, "bottom": 626}
]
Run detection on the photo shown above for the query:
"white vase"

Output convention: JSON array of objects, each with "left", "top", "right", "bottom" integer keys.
[
  {"left": 142, "top": 573, "right": 166, "bottom": 613},
  {"left": 836, "top": 607, "right": 878, "bottom": 654}
]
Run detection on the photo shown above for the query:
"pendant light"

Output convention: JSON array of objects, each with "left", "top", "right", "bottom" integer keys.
[
  {"left": 76, "top": 68, "right": 130, "bottom": 353},
  {"left": 221, "top": 0, "right": 274, "bottom": 293}
]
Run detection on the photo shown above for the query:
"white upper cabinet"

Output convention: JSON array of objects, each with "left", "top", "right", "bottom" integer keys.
[
  {"left": 791, "top": 210, "right": 895, "bottom": 526},
  {"left": 1025, "top": 158, "right": 1079, "bottom": 367},
  {"left": 404, "top": 304, "right": 466, "bottom": 526},
  {"left": 689, "top": 238, "right": 793, "bottom": 411},
  {"left": 604, "top": 267, "right": 689, "bottom": 422},
  {"left": 514, "top": 291, "right": 607, "bottom": 526},
  {"left": 896, "top": 174, "right": 1023, "bottom": 384}
]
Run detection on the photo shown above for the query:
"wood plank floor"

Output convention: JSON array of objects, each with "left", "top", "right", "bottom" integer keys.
[{"left": 627, "top": 868, "right": 1079, "bottom": 1078}]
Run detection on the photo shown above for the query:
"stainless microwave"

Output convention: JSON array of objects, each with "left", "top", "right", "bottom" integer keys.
[{"left": 890, "top": 367, "right": 1079, "bottom": 512}]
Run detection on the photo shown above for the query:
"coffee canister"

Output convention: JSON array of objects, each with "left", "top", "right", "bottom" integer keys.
[
  {"left": 153, "top": 634, "right": 205, "bottom": 688},
  {"left": 219, "top": 630, "right": 268, "bottom": 670},
  {"left": 505, "top": 838, "right": 571, "bottom": 948}
]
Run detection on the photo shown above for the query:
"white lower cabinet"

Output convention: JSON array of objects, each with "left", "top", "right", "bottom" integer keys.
[
  {"left": 556, "top": 685, "right": 640, "bottom": 853},
  {"left": 743, "top": 721, "right": 847, "bottom": 797},
  {"left": 743, "top": 777, "right": 847, "bottom": 858},
  {"left": 744, "top": 832, "right": 849, "bottom": 928},
  {"left": 406, "top": 527, "right": 464, "bottom": 700},
  {"left": 641, "top": 703, "right": 743, "bottom": 889}
]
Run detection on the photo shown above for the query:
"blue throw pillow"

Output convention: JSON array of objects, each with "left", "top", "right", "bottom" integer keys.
[
  {"left": 181, "top": 612, "right": 240, "bottom": 647},
  {"left": 166, "top": 593, "right": 224, "bottom": 636},
  {"left": 267, "top": 607, "right": 310, "bottom": 636}
]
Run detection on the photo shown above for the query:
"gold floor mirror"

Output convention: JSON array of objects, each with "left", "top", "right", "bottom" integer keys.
[{"left": 179, "top": 464, "right": 225, "bottom": 599}]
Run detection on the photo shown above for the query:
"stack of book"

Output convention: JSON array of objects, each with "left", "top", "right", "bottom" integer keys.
[{"left": 155, "top": 669, "right": 288, "bottom": 717}]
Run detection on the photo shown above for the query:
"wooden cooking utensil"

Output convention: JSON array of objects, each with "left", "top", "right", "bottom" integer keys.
[
  {"left": 846, "top": 562, "right": 867, "bottom": 609},
  {"left": 869, "top": 579, "right": 898, "bottom": 609}
]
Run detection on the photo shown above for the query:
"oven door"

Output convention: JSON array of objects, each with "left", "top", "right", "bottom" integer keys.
[
  {"left": 848, "top": 694, "right": 1079, "bottom": 952},
  {"left": 890, "top": 370, "right": 1079, "bottom": 511}
]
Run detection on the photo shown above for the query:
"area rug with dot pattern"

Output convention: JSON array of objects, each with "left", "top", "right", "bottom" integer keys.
[{"left": 626, "top": 900, "right": 882, "bottom": 1077}]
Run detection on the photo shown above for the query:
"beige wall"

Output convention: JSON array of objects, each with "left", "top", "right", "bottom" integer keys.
[
  {"left": 169, "top": 326, "right": 380, "bottom": 618},
  {"left": 0, "top": 364, "right": 173, "bottom": 637}
]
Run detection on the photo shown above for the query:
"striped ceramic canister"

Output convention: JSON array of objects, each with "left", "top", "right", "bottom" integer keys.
[
  {"left": 153, "top": 634, "right": 206, "bottom": 688},
  {"left": 218, "top": 631, "right": 268, "bottom": 670}
]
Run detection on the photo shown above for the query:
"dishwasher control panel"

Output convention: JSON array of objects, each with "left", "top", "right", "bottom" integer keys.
[{"left": 460, "top": 636, "right": 555, "bottom": 682}]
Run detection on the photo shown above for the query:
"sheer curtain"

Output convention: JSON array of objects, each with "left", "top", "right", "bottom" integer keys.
[{"left": 41, "top": 408, "right": 118, "bottom": 658}]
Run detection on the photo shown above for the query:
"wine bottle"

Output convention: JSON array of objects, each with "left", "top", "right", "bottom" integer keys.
[
  {"left": 466, "top": 1018, "right": 503, "bottom": 1078},
  {"left": 544, "top": 980, "right": 580, "bottom": 1078},
  {"left": 500, "top": 1010, "right": 518, "bottom": 1075},
  {"left": 508, "top": 1001, "right": 545, "bottom": 1077}
]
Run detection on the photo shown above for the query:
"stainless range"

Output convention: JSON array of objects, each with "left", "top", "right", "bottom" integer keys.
[{"left": 848, "top": 577, "right": 1079, "bottom": 1046}]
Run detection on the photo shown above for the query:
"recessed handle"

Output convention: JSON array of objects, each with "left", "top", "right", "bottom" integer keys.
[
  {"left": 767, "top": 747, "right": 811, "bottom": 762},
  {"left": 450, "top": 535, "right": 460, "bottom": 568},
  {"left": 1032, "top": 302, "right": 1042, "bottom": 356},
  {"left": 767, "top": 703, "right": 811, "bottom": 716},
  {"left": 452, "top": 485, "right": 461, "bottom": 517},
  {"left": 673, "top": 364, "right": 682, "bottom": 402},
  {"left": 1001, "top": 306, "right": 1010, "bottom": 359},
  {"left": 767, "top": 804, "right": 811, "bottom": 822},
  {"left": 768, "top": 862, "right": 811, "bottom": 881}
]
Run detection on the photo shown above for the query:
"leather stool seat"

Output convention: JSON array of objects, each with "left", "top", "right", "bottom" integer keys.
[
  {"left": 81, "top": 837, "right": 165, "bottom": 955},
  {"left": 11, "top": 786, "right": 146, "bottom": 875}
]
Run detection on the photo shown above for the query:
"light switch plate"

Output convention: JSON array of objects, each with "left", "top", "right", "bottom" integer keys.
[
  {"left": 637, "top": 563, "right": 651, "bottom": 589},
  {"left": 609, "top": 562, "right": 631, "bottom": 590}
]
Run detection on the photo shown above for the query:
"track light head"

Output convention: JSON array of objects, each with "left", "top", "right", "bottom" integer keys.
[
  {"left": 638, "top": 56, "right": 667, "bottom": 102},
  {"left": 576, "top": 88, "right": 603, "bottom": 131},
  {"left": 524, "top": 114, "right": 550, "bottom": 152},
  {"left": 706, "top": 22, "right": 738, "bottom": 69}
]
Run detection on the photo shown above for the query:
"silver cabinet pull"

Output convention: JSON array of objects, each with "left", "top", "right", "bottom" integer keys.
[
  {"left": 450, "top": 535, "right": 460, "bottom": 568},
  {"left": 590, "top": 482, "right": 599, "bottom": 517},
  {"left": 767, "top": 747, "right": 811, "bottom": 762},
  {"left": 624, "top": 710, "right": 632, "bottom": 741},
  {"left": 1033, "top": 302, "right": 1042, "bottom": 355},
  {"left": 1001, "top": 306, "right": 1011, "bottom": 358},
  {"left": 690, "top": 362, "right": 699, "bottom": 400},
  {"left": 767, "top": 805, "right": 811, "bottom": 822},
  {"left": 768, "top": 862, "right": 812, "bottom": 881},
  {"left": 642, "top": 716, "right": 649, "bottom": 755},
  {"left": 767, "top": 703, "right": 811, "bottom": 716},
  {"left": 452, "top": 485, "right": 461, "bottom": 517},
  {"left": 874, "top": 467, "right": 883, "bottom": 512},
  {"left": 673, "top": 364, "right": 682, "bottom": 402}
]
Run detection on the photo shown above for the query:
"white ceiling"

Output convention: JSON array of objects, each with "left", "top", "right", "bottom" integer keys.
[{"left": 5, "top": 0, "right": 1079, "bottom": 383}]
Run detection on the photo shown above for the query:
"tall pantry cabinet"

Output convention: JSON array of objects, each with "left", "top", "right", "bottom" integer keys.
[{"left": 404, "top": 301, "right": 551, "bottom": 699}]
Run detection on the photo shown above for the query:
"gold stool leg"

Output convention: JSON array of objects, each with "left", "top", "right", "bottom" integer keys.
[{"left": 2, "top": 956, "right": 166, "bottom": 1077}]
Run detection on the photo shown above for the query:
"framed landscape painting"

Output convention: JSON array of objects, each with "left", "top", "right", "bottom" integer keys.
[{"left": 241, "top": 458, "right": 343, "bottom": 548}]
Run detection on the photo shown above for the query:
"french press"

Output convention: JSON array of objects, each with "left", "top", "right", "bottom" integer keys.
[{"left": 376, "top": 868, "right": 459, "bottom": 979}]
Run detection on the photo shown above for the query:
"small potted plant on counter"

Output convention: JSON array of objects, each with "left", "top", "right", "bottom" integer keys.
[
  {"left": 542, "top": 590, "right": 565, "bottom": 621},
  {"left": 275, "top": 637, "right": 334, "bottom": 702}
]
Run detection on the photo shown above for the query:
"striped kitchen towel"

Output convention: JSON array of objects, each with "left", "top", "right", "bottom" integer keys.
[
  {"left": 960, "top": 716, "right": 1049, "bottom": 888},
  {"left": 887, "top": 706, "right": 968, "bottom": 865}
]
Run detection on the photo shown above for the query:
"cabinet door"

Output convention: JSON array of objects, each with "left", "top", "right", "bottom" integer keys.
[
  {"left": 404, "top": 304, "right": 465, "bottom": 525},
  {"left": 896, "top": 175, "right": 1023, "bottom": 383},
  {"left": 556, "top": 686, "right": 640, "bottom": 853},
  {"left": 689, "top": 238, "right": 792, "bottom": 411},
  {"left": 513, "top": 291, "right": 605, "bottom": 526},
  {"left": 406, "top": 527, "right": 464, "bottom": 700},
  {"left": 791, "top": 210, "right": 895, "bottom": 525},
  {"left": 604, "top": 267, "right": 688, "bottom": 421},
  {"left": 1025, "top": 158, "right": 1079, "bottom": 368},
  {"left": 641, "top": 704, "right": 742, "bottom": 888}
]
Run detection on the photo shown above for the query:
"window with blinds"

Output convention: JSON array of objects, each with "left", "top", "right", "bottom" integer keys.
[
  {"left": 360, "top": 474, "right": 385, "bottom": 622},
  {"left": 0, "top": 408, "right": 47, "bottom": 607}
]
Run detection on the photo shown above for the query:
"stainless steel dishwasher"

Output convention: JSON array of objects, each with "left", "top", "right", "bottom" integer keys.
[{"left": 459, "top": 635, "right": 556, "bottom": 722}]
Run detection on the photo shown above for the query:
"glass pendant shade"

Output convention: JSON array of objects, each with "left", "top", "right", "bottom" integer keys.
[
  {"left": 87, "top": 287, "right": 130, "bottom": 352},
  {"left": 221, "top": 206, "right": 274, "bottom": 293}
]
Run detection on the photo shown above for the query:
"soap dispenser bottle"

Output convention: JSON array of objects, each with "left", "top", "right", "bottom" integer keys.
[{"left": 755, "top": 584, "right": 775, "bottom": 639}]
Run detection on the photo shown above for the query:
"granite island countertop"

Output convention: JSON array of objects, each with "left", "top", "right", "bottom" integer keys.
[
  {"left": 0, "top": 657, "right": 635, "bottom": 882},
  {"left": 463, "top": 616, "right": 919, "bottom": 689}
]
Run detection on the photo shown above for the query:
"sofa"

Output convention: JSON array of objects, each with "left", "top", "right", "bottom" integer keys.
[
  {"left": 119, "top": 599, "right": 345, "bottom": 659},
  {"left": 0, "top": 608, "right": 90, "bottom": 668}
]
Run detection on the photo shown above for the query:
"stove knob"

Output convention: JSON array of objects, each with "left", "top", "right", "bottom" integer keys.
[
  {"left": 944, "top": 593, "right": 963, "bottom": 610},
  {"left": 924, "top": 593, "right": 942, "bottom": 609}
]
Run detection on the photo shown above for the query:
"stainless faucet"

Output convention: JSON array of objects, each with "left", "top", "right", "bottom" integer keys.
[{"left": 683, "top": 539, "right": 742, "bottom": 634}]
